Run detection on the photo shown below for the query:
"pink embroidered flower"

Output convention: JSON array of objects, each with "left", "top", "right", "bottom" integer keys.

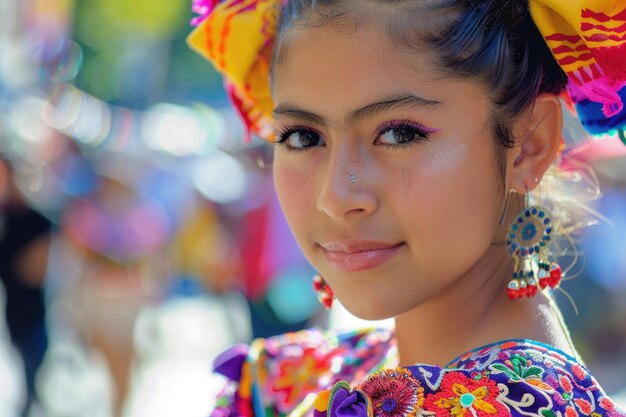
[
  {"left": 575, "top": 398, "right": 593, "bottom": 414},
  {"left": 572, "top": 364, "right": 588, "bottom": 381},
  {"left": 599, "top": 397, "right": 616, "bottom": 412},
  {"left": 546, "top": 373, "right": 559, "bottom": 388},
  {"left": 423, "top": 372, "right": 510, "bottom": 417},
  {"left": 478, "top": 346, "right": 493, "bottom": 356},
  {"left": 358, "top": 368, "right": 424, "bottom": 417},
  {"left": 561, "top": 375, "right": 574, "bottom": 392},
  {"left": 550, "top": 351, "right": 569, "bottom": 363}
]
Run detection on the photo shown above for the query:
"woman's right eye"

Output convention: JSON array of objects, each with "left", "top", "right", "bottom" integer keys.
[{"left": 276, "top": 129, "right": 325, "bottom": 149}]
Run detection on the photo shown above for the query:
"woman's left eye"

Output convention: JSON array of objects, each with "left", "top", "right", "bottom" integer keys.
[{"left": 376, "top": 123, "right": 430, "bottom": 146}]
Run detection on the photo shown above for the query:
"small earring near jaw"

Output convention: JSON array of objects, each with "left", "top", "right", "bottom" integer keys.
[{"left": 349, "top": 173, "right": 357, "bottom": 184}]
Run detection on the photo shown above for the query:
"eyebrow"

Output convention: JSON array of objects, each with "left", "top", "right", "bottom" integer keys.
[{"left": 272, "top": 93, "right": 442, "bottom": 127}]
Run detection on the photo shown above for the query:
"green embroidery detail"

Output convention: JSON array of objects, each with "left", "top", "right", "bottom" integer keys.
[
  {"left": 510, "top": 355, "right": 528, "bottom": 376},
  {"left": 490, "top": 364, "right": 521, "bottom": 381},
  {"left": 491, "top": 354, "right": 545, "bottom": 386},
  {"left": 541, "top": 410, "right": 557, "bottom": 417},
  {"left": 522, "top": 366, "right": 543, "bottom": 379}
]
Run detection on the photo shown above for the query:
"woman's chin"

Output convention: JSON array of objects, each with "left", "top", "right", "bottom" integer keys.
[{"left": 337, "top": 297, "right": 404, "bottom": 322}]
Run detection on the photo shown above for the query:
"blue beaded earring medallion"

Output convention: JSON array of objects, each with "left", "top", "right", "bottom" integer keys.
[{"left": 506, "top": 205, "right": 562, "bottom": 300}]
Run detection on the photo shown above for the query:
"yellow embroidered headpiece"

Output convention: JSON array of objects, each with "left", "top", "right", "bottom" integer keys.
[
  {"left": 188, "top": 0, "right": 626, "bottom": 142},
  {"left": 187, "top": 0, "right": 282, "bottom": 141}
]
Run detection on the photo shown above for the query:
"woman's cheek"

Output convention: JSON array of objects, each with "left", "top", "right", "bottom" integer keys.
[
  {"left": 273, "top": 158, "right": 317, "bottom": 234},
  {"left": 404, "top": 140, "right": 490, "bottom": 238},
  {"left": 426, "top": 139, "right": 500, "bottom": 250}
]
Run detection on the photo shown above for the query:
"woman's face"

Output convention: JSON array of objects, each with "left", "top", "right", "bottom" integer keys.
[{"left": 272, "top": 21, "right": 509, "bottom": 320}]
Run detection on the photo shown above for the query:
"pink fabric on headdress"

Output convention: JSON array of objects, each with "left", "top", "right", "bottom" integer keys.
[{"left": 191, "top": 0, "right": 220, "bottom": 26}]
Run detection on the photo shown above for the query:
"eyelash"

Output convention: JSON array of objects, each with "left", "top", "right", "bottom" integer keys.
[
  {"left": 272, "top": 125, "right": 316, "bottom": 153},
  {"left": 375, "top": 120, "right": 431, "bottom": 149},
  {"left": 273, "top": 120, "right": 431, "bottom": 152}
]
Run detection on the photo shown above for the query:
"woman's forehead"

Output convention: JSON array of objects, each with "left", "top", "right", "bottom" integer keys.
[
  {"left": 276, "top": 26, "right": 417, "bottom": 94},
  {"left": 272, "top": 23, "right": 488, "bottom": 120}
]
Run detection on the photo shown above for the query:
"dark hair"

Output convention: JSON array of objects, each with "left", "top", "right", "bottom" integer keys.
[{"left": 270, "top": 0, "right": 568, "bottom": 188}]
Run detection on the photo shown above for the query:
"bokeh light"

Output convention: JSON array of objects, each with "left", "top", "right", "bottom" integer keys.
[{"left": 192, "top": 152, "right": 249, "bottom": 204}]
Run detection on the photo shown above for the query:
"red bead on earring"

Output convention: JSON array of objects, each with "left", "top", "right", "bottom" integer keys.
[{"left": 313, "top": 274, "right": 334, "bottom": 310}]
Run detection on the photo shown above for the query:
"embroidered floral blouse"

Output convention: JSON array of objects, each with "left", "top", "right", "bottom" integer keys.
[{"left": 209, "top": 328, "right": 624, "bottom": 417}]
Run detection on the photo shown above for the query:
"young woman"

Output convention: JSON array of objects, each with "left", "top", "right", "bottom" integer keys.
[{"left": 188, "top": 1, "right": 626, "bottom": 416}]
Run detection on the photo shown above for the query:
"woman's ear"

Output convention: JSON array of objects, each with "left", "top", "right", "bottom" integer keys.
[{"left": 509, "top": 93, "right": 562, "bottom": 193}]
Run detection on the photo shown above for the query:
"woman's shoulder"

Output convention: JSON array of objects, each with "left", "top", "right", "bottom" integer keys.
[
  {"left": 448, "top": 338, "right": 583, "bottom": 368},
  {"left": 445, "top": 338, "right": 610, "bottom": 399}
]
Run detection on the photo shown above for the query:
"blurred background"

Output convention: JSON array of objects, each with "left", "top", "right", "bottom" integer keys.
[{"left": 0, "top": 0, "right": 624, "bottom": 416}]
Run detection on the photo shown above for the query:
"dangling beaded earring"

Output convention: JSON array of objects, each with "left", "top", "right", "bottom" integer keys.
[
  {"left": 313, "top": 274, "right": 335, "bottom": 310},
  {"left": 505, "top": 190, "right": 562, "bottom": 300}
]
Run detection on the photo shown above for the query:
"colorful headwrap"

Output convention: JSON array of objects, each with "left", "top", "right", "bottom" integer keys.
[
  {"left": 187, "top": 0, "right": 282, "bottom": 141},
  {"left": 529, "top": 0, "right": 626, "bottom": 143},
  {"left": 187, "top": 0, "right": 626, "bottom": 144}
]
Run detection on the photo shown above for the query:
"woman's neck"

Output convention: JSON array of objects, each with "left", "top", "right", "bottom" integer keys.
[{"left": 393, "top": 245, "right": 575, "bottom": 367}]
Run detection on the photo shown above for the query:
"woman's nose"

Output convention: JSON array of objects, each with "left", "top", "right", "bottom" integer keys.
[{"left": 315, "top": 151, "right": 378, "bottom": 220}]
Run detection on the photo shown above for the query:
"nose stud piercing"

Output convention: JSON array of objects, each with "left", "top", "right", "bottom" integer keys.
[{"left": 349, "top": 173, "right": 357, "bottom": 184}]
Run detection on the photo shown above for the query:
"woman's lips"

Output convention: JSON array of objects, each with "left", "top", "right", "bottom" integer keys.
[{"left": 320, "top": 241, "right": 404, "bottom": 272}]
